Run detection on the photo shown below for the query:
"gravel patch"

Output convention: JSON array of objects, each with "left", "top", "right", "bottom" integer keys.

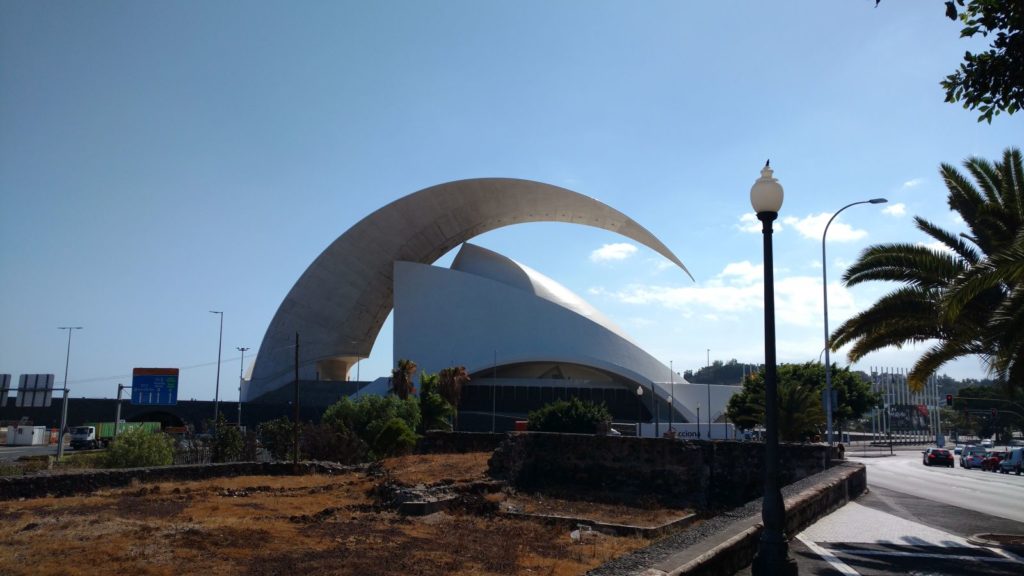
[{"left": 587, "top": 465, "right": 852, "bottom": 576}]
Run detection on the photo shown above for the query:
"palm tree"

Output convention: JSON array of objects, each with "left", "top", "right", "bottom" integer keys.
[
  {"left": 390, "top": 359, "right": 417, "bottom": 400},
  {"left": 831, "top": 148, "right": 1024, "bottom": 391},
  {"left": 437, "top": 366, "right": 470, "bottom": 430}
]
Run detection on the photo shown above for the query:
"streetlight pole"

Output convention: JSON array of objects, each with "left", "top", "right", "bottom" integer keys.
[
  {"left": 750, "top": 161, "right": 797, "bottom": 575},
  {"left": 706, "top": 349, "right": 710, "bottom": 439},
  {"left": 236, "top": 346, "right": 249, "bottom": 428},
  {"left": 56, "top": 326, "right": 82, "bottom": 460},
  {"left": 822, "top": 198, "right": 886, "bottom": 454},
  {"left": 636, "top": 385, "right": 643, "bottom": 436},
  {"left": 210, "top": 311, "right": 224, "bottom": 423}
]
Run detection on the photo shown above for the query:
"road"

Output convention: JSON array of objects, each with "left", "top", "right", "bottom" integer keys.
[
  {"left": 849, "top": 450, "right": 1024, "bottom": 523},
  {"left": 0, "top": 444, "right": 59, "bottom": 462},
  {"left": 764, "top": 450, "right": 1024, "bottom": 575}
]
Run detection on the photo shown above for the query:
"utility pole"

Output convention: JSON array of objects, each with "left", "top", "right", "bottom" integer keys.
[
  {"left": 210, "top": 311, "right": 224, "bottom": 422},
  {"left": 236, "top": 346, "right": 249, "bottom": 428},
  {"left": 57, "top": 326, "right": 82, "bottom": 460},
  {"left": 293, "top": 332, "right": 300, "bottom": 471}
]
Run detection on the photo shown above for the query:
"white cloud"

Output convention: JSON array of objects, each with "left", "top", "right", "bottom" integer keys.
[
  {"left": 918, "top": 240, "right": 953, "bottom": 254},
  {"left": 902, "top": 178, "right": 924, "bottom": 189},
  {"left": 782, "top": 213, "right": 868, "bottom": 242},
  {"left": 590, "top": 242, "right": 637, "bottom": 262},
  {"left": 737, "top": 213, "right": 762, "bottom": 233},
  {"left": 882, "top": 203, "right": 906, "bottom": 216},
  {"left": 589, "top": 262, "right": 863, "bottom": 330}
]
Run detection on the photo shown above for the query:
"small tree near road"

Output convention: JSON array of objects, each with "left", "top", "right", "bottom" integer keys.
[{"left": 527, "top": 397, "right": 612, "bottom": 434}]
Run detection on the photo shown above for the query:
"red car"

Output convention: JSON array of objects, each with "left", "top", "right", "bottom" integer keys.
[
  {"left": 981, "top": 451, "right": 1007, "bottom": 471},
  {"left": 923, "top": 448, "right": 954, "bottom": 467}
]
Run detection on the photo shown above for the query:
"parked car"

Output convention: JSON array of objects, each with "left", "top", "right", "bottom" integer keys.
[
  {"left": 999, "top": 448, "right": 1023, "bottom": 475},
  {"left": 981, "top": 438, "right": 994, "bottom": 448},
  {"left": 922, "top": 448, "right": 954, "bottom": 467},
  {"left": 953, "top": 444, "right": 964, "bottom": 455},
  {"left": 960, "top": 445, "right": 987, "bottom": 469},
  {"left": 981, "top": 451, "right": 1008, "bottom": 471}
]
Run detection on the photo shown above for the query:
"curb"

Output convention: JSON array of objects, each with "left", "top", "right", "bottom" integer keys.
[{"left": 644, "top": 462, "right": 866, "bottom": 576}]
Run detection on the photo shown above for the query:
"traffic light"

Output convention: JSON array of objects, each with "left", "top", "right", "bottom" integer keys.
[{"left": 946, "top": 394, "right": 953, "bottom": 406}]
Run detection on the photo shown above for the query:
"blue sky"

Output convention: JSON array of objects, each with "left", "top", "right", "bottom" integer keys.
[{"left": 2, "top": 1, "right": 1021, "bottom": 402}]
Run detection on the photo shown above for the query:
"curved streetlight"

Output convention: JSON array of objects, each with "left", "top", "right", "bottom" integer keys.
[
  {"left": 56, "top": 326, "right": 82, "bottom": 460},
  {"left": 749, "top": 161, "right": 796, "bottom": 575},
  {"left": 822, "top": 198, "right": 886, "bottom": 453}
]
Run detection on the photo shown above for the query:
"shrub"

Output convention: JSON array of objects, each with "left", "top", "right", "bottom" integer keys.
[
  {"left": 301, "top": 421, "right": 369, "bottom": 464},
  {"left": 322, "top": 394, "right": 420, "bottom": 456},
  {"left": 372, "top": 417, "right": 418, "bottom": 457},
  {"left": 259, "top": 417, "right": 298, "bottom": 461},
  {"left": 104, "top": 428, "right": 174, "bottom": 468},
  {"left": 418, "top": 372, "right": 454, "bottom": 433},
  {"left": 210, "top": 416, "right": 243, "bottom": 463},
  {"left": 527, "top": 397, "right": 612, "bottom": 434}
]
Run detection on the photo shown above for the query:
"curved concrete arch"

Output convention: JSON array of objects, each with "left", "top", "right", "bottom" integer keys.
[{"left": 246, "top": 178, "right": 691, "bottom": 401}]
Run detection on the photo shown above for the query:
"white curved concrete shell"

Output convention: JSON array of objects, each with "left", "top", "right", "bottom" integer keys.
[
  {"left": 395, "top": 243, "right": 698, "bottom": 423},
  {"left": 246, "top": 178, "right": 691, "bottom": 402}
]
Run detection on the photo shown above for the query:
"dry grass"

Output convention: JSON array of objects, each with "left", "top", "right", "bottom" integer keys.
[{"left": 0, "top": 453, "right": 662, "bottom": 576}]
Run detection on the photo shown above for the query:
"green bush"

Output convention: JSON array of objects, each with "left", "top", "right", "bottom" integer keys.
[
  {"left": 527, "top": 397, "right": 612, "bottom": 434},
  {"left": 210, "top": 416, "right": 243, "bottom": 463},
  {"left": 322, "top": 394, "right": 421, "bottom": 458},
  {"left": 372, "top": 417, "right": 418, "bottom": 457},
  {"left": 259, "top": 417, "right": 297, "bottom": 461},
  {"left": 104, "top": 428, "right": 174, "bottom": 468},
  {"left": 301, "top": 421, "right": 369, "bottom": 464},
  {"left": 418, "top": 372, "right": 454, "bottom": 433}
]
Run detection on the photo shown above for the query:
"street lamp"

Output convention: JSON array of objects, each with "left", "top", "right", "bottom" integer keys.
[
  {"left": 822, "top": 198, "right": 886, "bottom": 453},
  {"left": 636, "top": 385, "right": 644, "bottom": 436},
  {"left": 750, "top": 161, "right": 797, "bottom": 575},
  {"left": 56, "top": 326, "right": 82, "bottom": 460},
  {"left": 236, "top": 346, "right": 249, "bottom": 427},
  {"left": 210, "top": 310, "right": 224, "bottom": 423}
]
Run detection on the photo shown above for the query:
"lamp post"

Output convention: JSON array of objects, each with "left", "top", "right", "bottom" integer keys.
[
  {"left": 210, "top": 311, "right": 224, "bottom": 423},
  {"left": 236, "top": 346, "right": 249, "bottom": 427},
  {"left": 750, "top": 161, "right": 797, "bottom": 575},
  {"left": 636, "top": 385, "right": 643, "bottom": 436},
  {"left": 822, "top": 198, "right": 886, "bottom": 454},
  {"left": 56, "top": 326, "right": 82, "bottom": 460}
]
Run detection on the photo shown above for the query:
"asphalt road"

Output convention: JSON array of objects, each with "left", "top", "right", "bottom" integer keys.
[
  {"left": 0, "top": 444, "right": 59, "bottom": 462},
  {"left": 849, "top": 450, "right": 1024, "bottom": 523},
  {"left": 736, "top": 450, "right": 1024, "bottom": 575}
]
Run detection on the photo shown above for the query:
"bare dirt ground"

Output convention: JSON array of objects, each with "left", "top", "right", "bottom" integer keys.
[{"left": 0, "top": 453, "right": 687, "bottom": 576}]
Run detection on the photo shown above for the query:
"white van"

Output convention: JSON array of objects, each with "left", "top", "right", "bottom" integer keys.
[{"left": 999, "top": 448, "right": 1023, "bottom": 475}]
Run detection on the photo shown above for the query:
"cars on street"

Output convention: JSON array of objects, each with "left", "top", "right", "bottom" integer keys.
[
  {"left": 922, "top": 447, "right": 954, "bottom": 467},
  {"left": 981, "top": 451, "right": 1007, "bottom": 471},
  {"left": 960, "top": 445, "right": 987, "bottom": 469},
  {"left": 999, "top": 448, "right": 1023, "bottom": 475}
]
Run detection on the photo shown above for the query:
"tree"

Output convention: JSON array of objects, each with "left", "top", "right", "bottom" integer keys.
[
  {"left": 209, "top": 415, "right": 243, "bottom": 463},
  {"left": 104, "top": 428, "right": 174, "bottom": 468},
  {"left": 259, "top": 417, "right": 297, "bottom": 461},
  {"left": 437, "top": 365, "right": 470, "bottom": 429},
  {"left": 831, "top": 148, "right": 1024, "bottom": 391},
  {"left": 390, "top": 359, "right": 417, "bottom": 400},
  {"left": 527, "top": 397, "right": 612, "bottom": 434},
  {"left": 877, "top": 0, "right": 1023, "bottom": 122},
  {"left": 725, "top": 363, "right": 879, "bottom": 442},
  {"left": 418, "top": 372, "right": 455, "bottom": 433},
  {"left": 941, "top": 0, "right": 1024, "bottom": 122},
  {"left": 322, "top": 394, "right": 421, "bottom": 459}
]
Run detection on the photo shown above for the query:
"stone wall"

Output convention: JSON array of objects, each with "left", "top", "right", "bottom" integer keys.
[
  {"left": 488, "top": 433, "right": 836, "bottom": 508},
  {"left": 0, "top": 461, "right": 355, "bottom": 501},
  {"left": 416, "top": 431, "right": 507, "bottom": 454}
]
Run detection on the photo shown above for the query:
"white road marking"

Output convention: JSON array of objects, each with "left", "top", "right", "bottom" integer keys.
[
  {"left": 795, "top": 534, "right": 860, "bottom": 575},
  {"left": 834, "top": 549, "right": 1021, "bottom": 563}
]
